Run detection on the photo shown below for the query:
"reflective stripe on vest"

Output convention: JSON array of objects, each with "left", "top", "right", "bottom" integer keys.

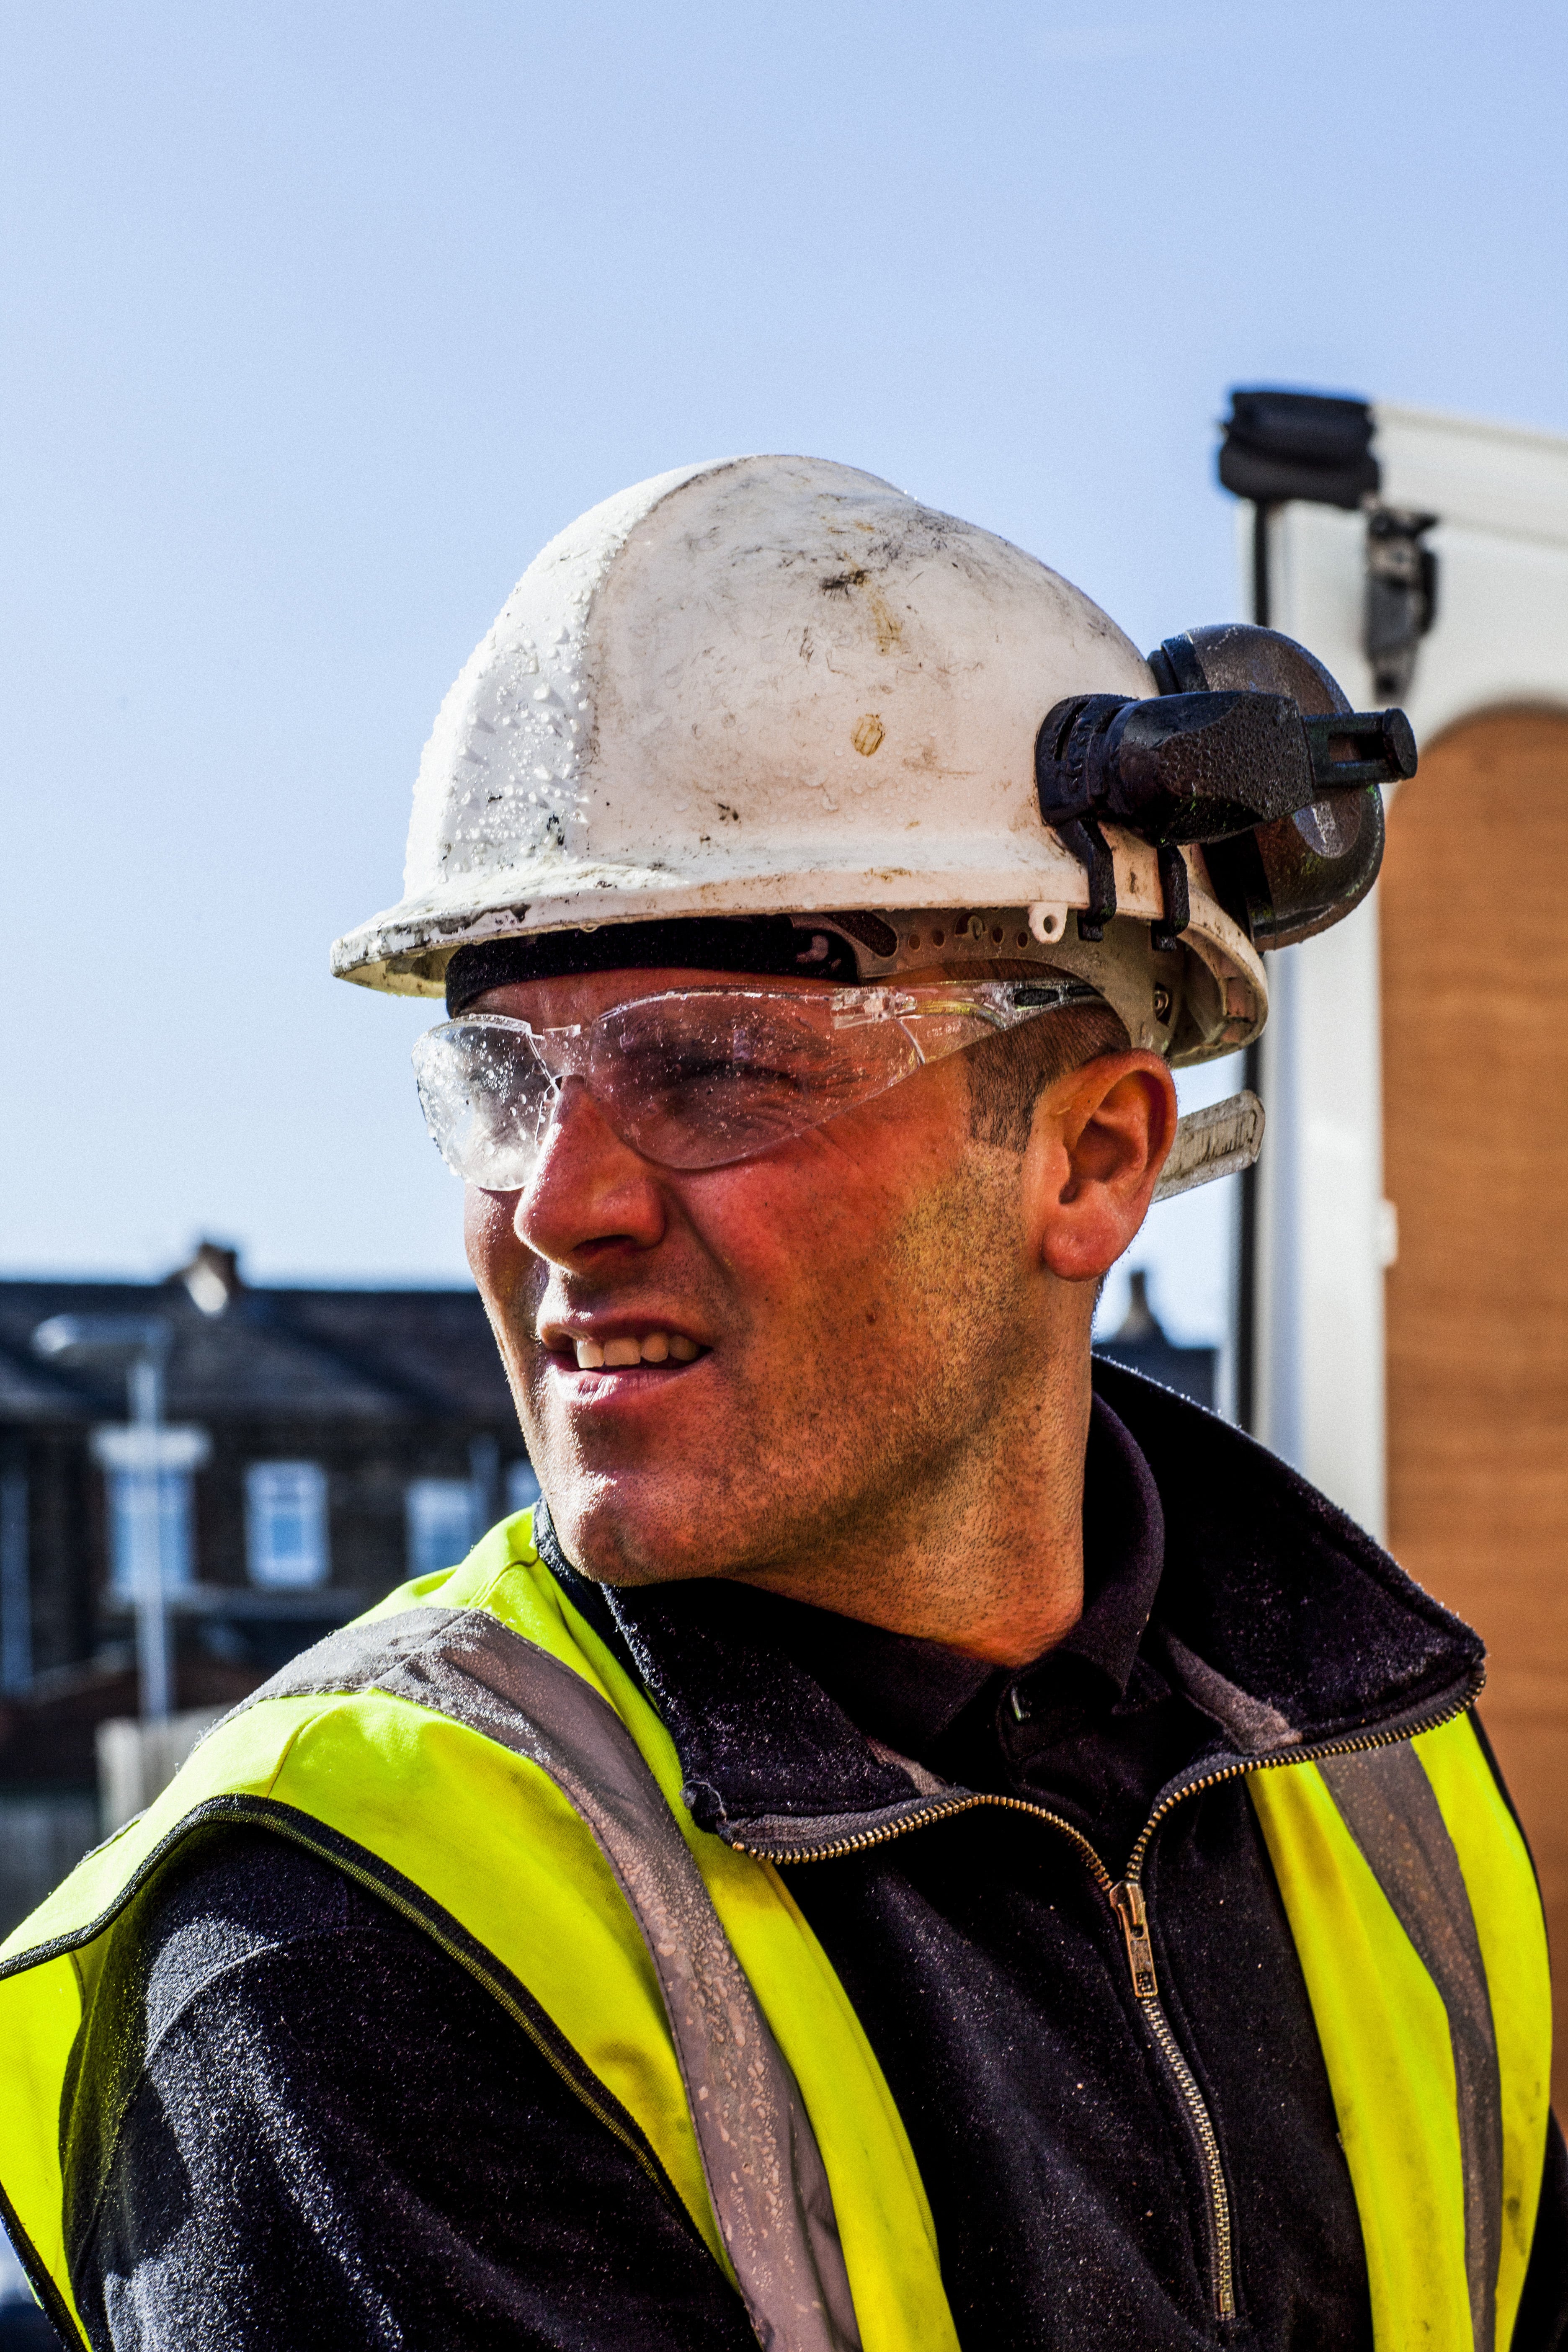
[
  {"left": 1250, "top": 1720, "right": 1550, "bottom": 2352},
  {"left": 0, "top": 1517, "right": 1551, "bottom": 2352}
]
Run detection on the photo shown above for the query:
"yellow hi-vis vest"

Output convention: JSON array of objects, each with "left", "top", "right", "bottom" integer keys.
[{"left": 0, "top": 1514, "right": 1551, "bottom": 2352}]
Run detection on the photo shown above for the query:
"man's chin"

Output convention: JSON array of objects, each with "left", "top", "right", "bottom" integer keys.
[{"left": 539, "top": 1469, "right": 744, "bottom": 1589}]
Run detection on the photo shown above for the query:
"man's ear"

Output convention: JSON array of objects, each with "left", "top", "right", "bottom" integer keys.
[{"left": 1022, "top": 1052, "right": 1179, "bottom": 1284}]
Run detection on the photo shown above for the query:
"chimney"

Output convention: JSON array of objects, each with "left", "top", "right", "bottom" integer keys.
[
  {"left": 170, "top": 1241, "right": 243, "bottom": 1318},
  {"left": 1112, "top": 1269, "right": 1160, "bottom": 1345}
]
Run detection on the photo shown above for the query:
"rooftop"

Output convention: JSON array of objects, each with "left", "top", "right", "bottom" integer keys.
[{"left": 0, "top": 1248, "right": 513, "bottom": 1428}]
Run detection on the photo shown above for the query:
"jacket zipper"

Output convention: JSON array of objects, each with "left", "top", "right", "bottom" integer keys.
[
  {"left": 732, "top": 1674, "right": 1482, "bottom": 2323},
  {"left": 1107, "top": 1876, "right": 1236, "bottom": 2314}
]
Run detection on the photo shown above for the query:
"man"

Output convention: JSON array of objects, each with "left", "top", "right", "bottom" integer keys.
[{"left": 2, "top": 456, "right": 1562, "bottom": 2349}]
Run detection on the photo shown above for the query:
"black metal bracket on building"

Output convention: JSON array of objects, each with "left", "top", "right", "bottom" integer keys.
[
  {"left": 1365, "top": 506, "right": 1439, "bottom": 698},
  {"left": 1218, "top": 386, "right": 1441, "bottom": 704},
  {"left": 1221, "top": 387, "right": 1375, "bottom": 625}
]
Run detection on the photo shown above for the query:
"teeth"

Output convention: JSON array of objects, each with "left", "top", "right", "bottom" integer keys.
[{"left": 567, "top": 1331, "right": 700, "bottom": 1368}]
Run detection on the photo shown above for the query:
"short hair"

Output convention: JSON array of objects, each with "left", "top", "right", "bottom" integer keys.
[{"left": 957, "top": 961, "right": 1131, "bottom": 1150}]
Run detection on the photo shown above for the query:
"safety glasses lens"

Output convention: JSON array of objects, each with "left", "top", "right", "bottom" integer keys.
[
  {"left": 412, "top": 1022, "right": 554, "bottom": 1189},
  {"left": 591, "top": 995, "right": 917, "bottom": 1168},
  {"left": 413, "top": 995, "right": 930, "bottom": 1182},
  {"left": 410, "top": 979, "right": 1088, "bottom": 1184}
]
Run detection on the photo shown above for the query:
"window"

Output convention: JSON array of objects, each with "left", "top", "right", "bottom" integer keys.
[
  {"left": 245, "top": 1462, "right": 330, "bottom": 1590},
  {"left": 91, "top": 1425, "right": 210, "bottom": 1600},
  {"left": 106, "top": 1469, "right": 196, "bottom": 1599},
  {"left": 406, "top": 1479, "right": 476, "bottom": 1579},
  {"left": 506, "top": 1460, "right": 542, "bottom": 1516}
]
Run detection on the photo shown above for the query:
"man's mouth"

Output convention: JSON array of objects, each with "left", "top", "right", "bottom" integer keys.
[{"left": 539, "top": 1323, "right": 707, "bottom": 1370}]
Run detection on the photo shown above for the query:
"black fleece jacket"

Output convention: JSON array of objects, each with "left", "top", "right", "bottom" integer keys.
[{"left": 54, "top": 1365, "right": 1568, "bottom": 2349}]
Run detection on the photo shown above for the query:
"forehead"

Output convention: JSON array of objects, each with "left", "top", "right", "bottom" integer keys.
[{"left": 466, "top": 967, "right": 840, "bottom": 1028}]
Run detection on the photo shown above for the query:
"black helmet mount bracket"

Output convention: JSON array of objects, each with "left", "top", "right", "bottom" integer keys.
[{"left": 1035, "top": 624, "right": 1416, "bottom": 953}]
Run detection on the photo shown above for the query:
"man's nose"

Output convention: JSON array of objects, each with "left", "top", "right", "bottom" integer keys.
[{"left": 513, "top": 1076, "right": 668, "bottom": 1264}]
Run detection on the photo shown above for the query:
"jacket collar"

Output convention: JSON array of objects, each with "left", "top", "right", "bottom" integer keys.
[{"left": 541, "top": 1362, "right": 1483, "bottom": 1855}]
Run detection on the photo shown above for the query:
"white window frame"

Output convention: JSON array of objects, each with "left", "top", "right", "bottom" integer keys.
[
  {"left": 245, "top": 1462, "right": 331, "bottom": 1591},
  {"left": 104, "top": 1466, "right": 197, "bottom": 1600},
  {"left": 90, "top": 1426, "right": 210, "bottom": 1602}
]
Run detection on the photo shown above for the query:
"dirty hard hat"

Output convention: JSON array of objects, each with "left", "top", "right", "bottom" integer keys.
[{"left": 332, "top": 456, "right": 1412, "bottom": 1064}]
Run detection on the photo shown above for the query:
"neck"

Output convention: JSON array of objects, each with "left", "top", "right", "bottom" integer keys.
[{"left": 726, "top": 1317, "right": 1093, "bottom": 1670}]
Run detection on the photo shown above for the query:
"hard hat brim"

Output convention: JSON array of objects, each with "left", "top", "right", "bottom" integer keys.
[{"left": 331, "top": 825, "right": 1266, "bottom": 1067}]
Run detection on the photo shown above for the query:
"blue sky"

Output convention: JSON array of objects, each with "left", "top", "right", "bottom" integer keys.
[{"left": 3, "top": 0, "right": 1564, "bottom": 1342}]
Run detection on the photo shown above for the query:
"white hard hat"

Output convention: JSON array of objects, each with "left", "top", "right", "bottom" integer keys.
[{"left": 333, "top": 456, "right": 1409, "bottom": 1063}]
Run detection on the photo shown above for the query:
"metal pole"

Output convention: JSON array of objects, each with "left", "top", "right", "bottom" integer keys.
[
  {"left": 128, "top": 1351, "right": 172, "bottom": 1723},
  {"left": 1233, "top": 499, "right": 1271, "bottom": 1434},
  {"left": 1251, "top": 499, "right": 1273, "bottom": 632}
]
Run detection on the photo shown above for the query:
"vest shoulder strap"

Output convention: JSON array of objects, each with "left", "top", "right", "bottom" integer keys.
[
  {"left": 0, "top": 1521, "right": 957, "bottom": 2352},
  {"left": 245, "top": 1599, "right": 862, "bottom": 2352}
]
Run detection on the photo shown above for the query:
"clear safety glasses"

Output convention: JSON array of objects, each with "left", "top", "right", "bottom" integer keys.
[{"left": 412, "top": 978, "right": 1102, "bottom": 1189}]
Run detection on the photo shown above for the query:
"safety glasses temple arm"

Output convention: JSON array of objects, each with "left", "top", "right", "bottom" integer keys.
[{"left": 874, "top": 981, "right": 1102, "bottom": 1024}]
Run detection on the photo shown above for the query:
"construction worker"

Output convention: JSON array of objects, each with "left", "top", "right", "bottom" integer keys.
[{"left": 0, "top": 456, "right": 1562, "bottom": 2350}]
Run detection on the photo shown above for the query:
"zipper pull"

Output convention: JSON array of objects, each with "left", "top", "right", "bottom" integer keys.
[{"left": 1110, "top": 1880, "right": 1159, "bottom": 1999}]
